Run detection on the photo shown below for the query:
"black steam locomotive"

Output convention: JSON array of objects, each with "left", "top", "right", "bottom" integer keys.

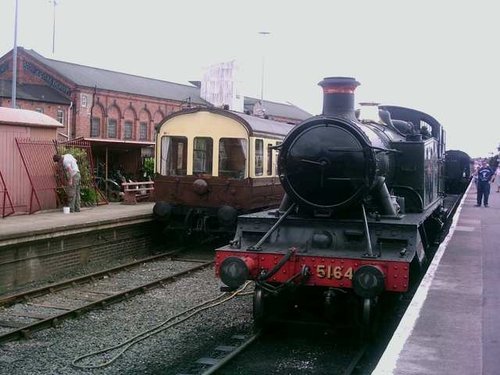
[{"left": 215, "top": 77, "right": 467, "bottom": 328}]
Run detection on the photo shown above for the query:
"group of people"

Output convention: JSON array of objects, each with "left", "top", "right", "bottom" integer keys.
[{"left": 473, "top": 159, "right": 500, "bottom": 207}]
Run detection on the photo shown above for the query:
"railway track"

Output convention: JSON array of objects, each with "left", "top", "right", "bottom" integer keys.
[
  {"left": 0, "top": 249, "right": 213, "bottom": 345},
  {"left": 173, "top": 326, "right": 368, "bottom": 375},
  {"left": 173, "top": 332, "right": 261, "bottom": 375}
]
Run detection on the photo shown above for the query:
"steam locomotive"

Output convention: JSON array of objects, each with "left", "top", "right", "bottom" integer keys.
[{"left": 215, "top": 77, "right": 467, "bottom": 328}]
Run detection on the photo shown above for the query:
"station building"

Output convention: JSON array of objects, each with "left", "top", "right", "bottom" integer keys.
[{"left": 0, "top": 47, "right": 311, "bottom": 180}]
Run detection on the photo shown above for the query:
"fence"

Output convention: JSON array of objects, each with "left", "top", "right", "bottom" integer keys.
[{"left": 0, "top": 170, "right": 14, "bottom": 218}]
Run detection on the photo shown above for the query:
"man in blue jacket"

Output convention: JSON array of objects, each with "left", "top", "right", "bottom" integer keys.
[{"left": 476, "top": 159, "right": 495, "bottom": 207}]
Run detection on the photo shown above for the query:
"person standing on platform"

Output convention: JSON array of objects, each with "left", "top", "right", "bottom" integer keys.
[
  {"left": 475, "top": 159, "right": 494, "bottom": 207},
  {"left": 53, "top": 153, "right": 81, "bottom": 212},
  {"left": 495, "top": 166, "right": 500, "bottom": 193}
]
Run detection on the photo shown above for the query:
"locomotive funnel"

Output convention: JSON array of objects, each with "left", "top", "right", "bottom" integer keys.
[{"left": 318, "top": 77, "right": 360, "bottom": 118}]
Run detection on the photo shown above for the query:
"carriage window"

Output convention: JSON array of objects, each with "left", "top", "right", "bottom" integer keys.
[
  {"left": 160, "top": 136, "right": 187, "bottom": 176},
  {"left": 255, "top": 139, "right": 264, "bottom": 176},
  {"left": 193, "top": 137, "right": 213, "bottom": 175},
  {"left": 219, "top": 138, "right": 247, "bottom": 179},
  {"left": 275, "top": 141, "right": 282, "bottom": 175},
  {"left": 267, "top": 143, "right": 273, "bottom": 176}
]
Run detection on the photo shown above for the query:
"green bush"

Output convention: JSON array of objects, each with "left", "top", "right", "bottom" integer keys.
[{"left": 143, "top": 157, "right": 154, "bottom": 179}]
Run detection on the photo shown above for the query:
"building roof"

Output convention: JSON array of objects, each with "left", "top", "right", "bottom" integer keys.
[
  {"left": 0, "top": 106, "right": 63, "bottom": 128},
  {"left": 0, "top": 80, "right": 70, "bottom": 105},
  {"left": 22, "top": 48, "right": 208, "bottom": 105},
  {"left": 244, "top": 96, "right": 312, "bottom": 121},
  {"left": 6, "top": 48, "right": 312, "bottom": 121}
]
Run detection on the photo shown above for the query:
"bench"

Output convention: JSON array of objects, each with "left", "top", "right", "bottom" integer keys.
[{"left": 121, "top": 181, "right": 154, "bottom": 205}]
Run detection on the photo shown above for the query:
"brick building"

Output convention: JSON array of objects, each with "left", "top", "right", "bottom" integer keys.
[{"left": 0, "top": 47, "right": 311, "bottom": 180}]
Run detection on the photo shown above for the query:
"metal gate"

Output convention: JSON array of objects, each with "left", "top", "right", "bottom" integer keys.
[
  {"left": 0, "top": 170, "right": 14, "bottom": 218},
  {"left": 15, "top": 138, "right": 58, "bottom": 214}
]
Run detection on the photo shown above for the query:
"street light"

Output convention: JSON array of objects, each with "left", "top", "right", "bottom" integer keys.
[
  {"left": 258, "top": 31, "right": 271, "bottom": 102},
  {"left": 50, "top": 0, "right": 58, "bottom": 54},
  {"left": 11, "top": 0, "right": 19, "bottom": 108}
]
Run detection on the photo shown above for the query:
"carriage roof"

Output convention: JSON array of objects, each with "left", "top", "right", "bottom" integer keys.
[{"left": 156, "top": 107, "right": 296, "bottom": 139}]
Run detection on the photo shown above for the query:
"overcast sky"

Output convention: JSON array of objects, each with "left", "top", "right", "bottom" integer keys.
[{"left": 1, "top": 0, "right": 498, "bottom": 158}]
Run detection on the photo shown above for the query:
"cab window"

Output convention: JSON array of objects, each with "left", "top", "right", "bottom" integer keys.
[
  {"left": 161, "top": 136, "right": 187, "bottom": 176},
  {"left": 219, "top": 138, "right": 247, "bottom": 179},
  {"left": 193, "top": 137, "right": 213, "bottom": 175}
]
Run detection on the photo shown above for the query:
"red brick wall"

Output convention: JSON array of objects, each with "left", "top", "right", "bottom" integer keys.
[
  {"left": 73, "top": 89, "right": 182, "bottom": 141},
  {"left": 0, "top": 221, "right": 155, "bottom": 292}
]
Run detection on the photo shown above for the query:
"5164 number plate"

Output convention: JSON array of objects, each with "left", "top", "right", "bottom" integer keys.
[{"left": 316, "top": 265, "right": 353, "bottom": 280}]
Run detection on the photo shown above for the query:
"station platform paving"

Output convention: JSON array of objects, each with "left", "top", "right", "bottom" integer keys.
[
  {"left": 0, "top": 202, "right": 155, "bottom": 246},
  {"left": 373, "top": 182, "right": 500, "bottom": 374}
]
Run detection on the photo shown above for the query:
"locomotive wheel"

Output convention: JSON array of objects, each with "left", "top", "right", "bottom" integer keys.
[
  {"left": 253, "top": 286, "right": 267, "bottom": 331},
  {"left": 253, "top": 285, "right": 277, "bottom": 331},
  {"left": 360, "top": 297, "right": 381, "bottom": 339},
  {"left": 362, "top": 298, "right": 372, "bottom": 328}
]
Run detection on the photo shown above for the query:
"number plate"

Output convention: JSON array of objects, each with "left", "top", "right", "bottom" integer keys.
[{"left": 316, "top": 265, "right": 353, "bottom": 280}]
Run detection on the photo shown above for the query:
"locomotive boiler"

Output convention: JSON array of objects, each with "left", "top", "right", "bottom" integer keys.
[{"left": 215, "top": 77, "right": 459, "bottom": 329}]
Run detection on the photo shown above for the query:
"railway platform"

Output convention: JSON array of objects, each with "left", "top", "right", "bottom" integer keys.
[
  {"left": 373, "top": 183, "right": 499, "bottom": 374},
  {"left": 0, "top": 202, "right": 157, "bottom": 295},
  {"left": 0, "top": 202, "right": 155, "bottom": 246}
]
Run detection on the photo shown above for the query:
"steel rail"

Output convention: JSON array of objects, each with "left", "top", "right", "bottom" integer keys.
[
  {"left": 199, "top": 331, "right": 261, "bottom": 375},
  {"left": 0, "top": 260, "right": 213, "bottom": 345},
  {"left": 342, "top": 344, "right": 368, "bottom": 375},
  {"left": 0, "top": 248, "right": 185, "bottom": 307}
]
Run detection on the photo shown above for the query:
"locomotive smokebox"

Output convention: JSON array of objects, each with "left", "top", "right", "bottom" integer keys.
[{"left": 318, "top": 77, "right": 360, "bottom": 118}]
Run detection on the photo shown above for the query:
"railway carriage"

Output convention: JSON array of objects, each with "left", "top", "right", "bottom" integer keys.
[
  {"left": 444, "top": 149, "right": 472, "bottom": 194},
  {"left": 215, "top": 77, "right": 468, "bottom": 330},
  {"left": 153, "top": 107, "right": 295, "bottom": 238}
]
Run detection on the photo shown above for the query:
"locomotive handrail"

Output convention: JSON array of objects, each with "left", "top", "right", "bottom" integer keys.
[
  {"left": 325, "top": 146, "right": 401, "bottom": 153},
  {"left": 248, "top": 203, "right": 296, "bottom": 250},
  {"left": 369, "top": 146, "right": 402, "bottom": 154}
]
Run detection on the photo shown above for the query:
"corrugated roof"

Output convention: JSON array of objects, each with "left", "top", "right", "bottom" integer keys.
[
  {"left": 0, "top": 107, "right": 63, "bottom": 127},
  {"left": 244, "top": 96, "right": 312, "bottom": 120},
  {"left": 0, "top": 80, "right": 70, "bottom": 104},
  {"left": 22, "top": 49, "right": 208, "bottom": 105}
]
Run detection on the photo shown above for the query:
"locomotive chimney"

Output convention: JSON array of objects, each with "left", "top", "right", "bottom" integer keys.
[{"left": 318, "top": 77, "right": 360, "bottom": 119}]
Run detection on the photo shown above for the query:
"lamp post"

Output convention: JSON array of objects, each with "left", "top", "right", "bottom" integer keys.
[
  {"left": 258, "top": 31, "right": 271, "bottom": 102},
  {"left": 11, "top": 0, "right": 19, "bottom": 108},
  {"left": 51, "top": 0, "right": 58, "bottom": 54}
]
